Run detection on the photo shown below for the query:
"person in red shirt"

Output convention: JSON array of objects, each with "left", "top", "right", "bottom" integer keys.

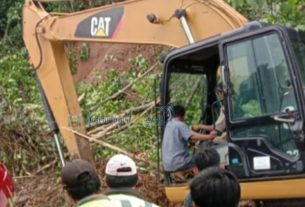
[{"left": 0, "top": 164, "right": 14, "bottom": 207}]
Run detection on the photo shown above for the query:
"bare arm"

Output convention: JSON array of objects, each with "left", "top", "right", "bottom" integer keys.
[
  {"left": 192, "top": 124, "right": 214, "bottom": 132},
  {"left": 190, "top": 131, "right": 217, "bottom": 141}
]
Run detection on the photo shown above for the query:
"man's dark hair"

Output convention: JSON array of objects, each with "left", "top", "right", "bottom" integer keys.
[
  {"left": 106, "top": 174, "right": 138, "bottom": 188},
  {"left": 195, "top": 148, "right": 220, "bottom": 171},
  {"left": 65, "top": 172, "right": 101, "bottom": 201},
  {"left": 190, "top": 167, "right": 240, "bottom": 207},
  {"left": 173, "top": 105, "right": 185, "bottom": 117}
]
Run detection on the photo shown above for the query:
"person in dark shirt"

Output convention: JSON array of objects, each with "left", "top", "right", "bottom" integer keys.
[
  {"left": 162, "top": 105, "right": 216, "bottom": 181},
  {"left": 183, "top": 148, "right": 221, "bottom": 207},
  {"left": 190, "top": 167, "right": 240, "bottom": 207}
]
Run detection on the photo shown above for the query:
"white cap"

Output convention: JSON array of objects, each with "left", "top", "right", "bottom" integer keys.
[{"left": 105, "top": 154, "right": 137, "bottom": 176}]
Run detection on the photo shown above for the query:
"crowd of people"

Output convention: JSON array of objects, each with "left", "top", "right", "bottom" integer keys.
[
  {"left": 60, "top": 151, "right": 244, "bottom": 207},
  {"left": 61, "top": 154, "right": 158, "bottom": 207},
  {"left": 0, "top": 151, "right": 250, "bottom": 207}
]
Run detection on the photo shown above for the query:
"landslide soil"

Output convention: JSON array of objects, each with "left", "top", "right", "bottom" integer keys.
[{"left": 14, "top": 43, "right": 176, "bottom": 207}]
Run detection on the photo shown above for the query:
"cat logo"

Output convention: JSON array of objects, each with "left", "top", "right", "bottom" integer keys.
[
  {"left": 75, "top": 7, "right": 124, "bottom": 39},
  {"left": 91, "top": 17, "right": 111, "bottom": 37}
]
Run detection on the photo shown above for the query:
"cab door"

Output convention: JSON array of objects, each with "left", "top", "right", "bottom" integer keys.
[{"left": 220, "top": 28, "right": 305, "bottom": 178}]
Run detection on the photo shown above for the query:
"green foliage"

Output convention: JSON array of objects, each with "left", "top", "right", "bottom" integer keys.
[
  {"left": 242, "top": 99, "right": 261, "bottom": 117},
  {"left": 168, "top": 74, "right": 206, "bottom": 125},
  {"left": 78, "top": 55, "right": 159, "bottom": 164},
  {"left": 44, "top": 0, "right": 125, "bottom": 13},
  {"left": 0, "top": 0, "right": 16, "bottom": 37},
  {"left": 0, "top": 51, "right": 56, "bottom": 175},
  {"left": 65, "top": 44, "right": 79, "bottom": 75},
  {"left": 129, "top": 54, "right": 149, "bottom": 71},
  {"left": 79, "top": 43, "right": 90, "bottom": 61},
  {"left": 0, "top": 52, "right": 38, "bottom": 106},
  {"left": 1, "top": 1, "right": 23, "bottom": 50},
  {"left": 226, "top": 0, "right": 305, "bottom": 29}
]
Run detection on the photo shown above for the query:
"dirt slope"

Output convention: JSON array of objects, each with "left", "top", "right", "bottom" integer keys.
[{"left": 73, "top": 43, "right": 168, "bottom": 83}]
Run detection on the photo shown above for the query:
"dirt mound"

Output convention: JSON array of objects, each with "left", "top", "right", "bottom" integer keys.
[
  {"left": 14, "top": 159, "right": 177, "bottom": 207},
  {"left": 73, "top": 43, "right": 168, "bottom": 83},
  {"left": 15, "top": 172, "right": 64, "bottom": 207}
]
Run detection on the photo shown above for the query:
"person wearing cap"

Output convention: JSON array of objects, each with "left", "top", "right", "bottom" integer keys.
[
  {"left": 105, "top": 154, "right": 159, "bottom": 207},
  {"left": 61, "top": 159, "right": 120, "bottom": 207}
]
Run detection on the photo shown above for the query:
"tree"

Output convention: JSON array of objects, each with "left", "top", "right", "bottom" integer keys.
[{"left": 226, "top": 0, "right": 305, "bottom": 29}]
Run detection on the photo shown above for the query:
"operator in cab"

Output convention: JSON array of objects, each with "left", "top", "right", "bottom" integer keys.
[
  {"left": 192, "top": 82, "right": 227, "bottom": 144},
  {"left": 161, "top": 105, "right": 217, "bottom": 181}
]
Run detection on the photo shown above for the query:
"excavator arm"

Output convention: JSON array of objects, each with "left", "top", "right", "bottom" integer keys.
[{"left": 23, "top": 0, "right": 247, "bottom": 161}]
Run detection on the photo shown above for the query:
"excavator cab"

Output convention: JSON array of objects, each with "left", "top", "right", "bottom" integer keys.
[{"left": 161, "top": 22, "right": 305, "bottom": 202}]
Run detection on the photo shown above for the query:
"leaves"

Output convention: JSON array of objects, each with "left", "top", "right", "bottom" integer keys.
[
  {"left": 226, "top": 0, "right": 305, "bottom": 29},
  {"left": 78, "top": 55, "right": 160, "bottom": 163}
]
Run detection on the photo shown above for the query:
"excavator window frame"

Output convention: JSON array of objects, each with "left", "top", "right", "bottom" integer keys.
[
  {"left": 160, "top": 40, "right": 220, "bottom": 135},
  {"left": 219, "top": 26, "right": 305, "bottom": 180},
  {"left": 219, "top": 26, "right": 304, "bottom": 129}
]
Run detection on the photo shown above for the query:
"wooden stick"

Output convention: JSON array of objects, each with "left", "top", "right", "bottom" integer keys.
[
  {"left": 78, "top": 93, "right": 85, "bottom": 103},
  {"left": 93, "top": 101, "right": 155, "bottom": 139},
  {"left": 87, "top": 125, "right": 106, "bottom": 135},
  {"left": 97, "top": 62, "right": 158, "bottom": 106},
  {"left": 119, "top": 101, "right": 155, "bottom": 117},
  {"left": 99, "top": 102, "right": 157, "bottom": 138},
  {"left": 87, "top": 101, "right": 154, "bottom": 131},
  {"left": 62, "top": 127, "right": 156, "bottom": 167},
  {"left": 35, "top": 159, "right": 58, "bottom": 174}
]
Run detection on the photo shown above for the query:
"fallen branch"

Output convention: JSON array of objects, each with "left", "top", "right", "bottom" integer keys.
[
  {"left": 78, "top": 93, "right": 85, "bottom": 103},
  {"left": 35, "top": 159, "right": 58, "bottom": 175},
  {"left": 62, "top": 127, "right": 156, "bottom": 167},
  {"left": 92, "top": 101, "right": 156, "bottom": 139},
  {"left": 87, "top": 125, "right": 106, "bottom": 135},
  {"left": 103, "top": 102, "right": 156, "bottom": 139},
  {"left": 119, "top": 101, "right": 155, "bottom": 117},
  {"left": 98, "top": 62, "right": 158, "bottom": 106},
  {"left": 87, "top": 101, "right": 154, "bottom": 131}
]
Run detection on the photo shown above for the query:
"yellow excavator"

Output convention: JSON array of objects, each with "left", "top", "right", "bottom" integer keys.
[{"left": 23, "top": 0, "right": 305, "bottom": 205}]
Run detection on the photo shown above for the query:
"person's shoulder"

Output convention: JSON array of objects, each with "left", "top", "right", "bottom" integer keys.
[
  {"left": 109, "top": 194, "right": 159, "bottom": 207},
  {"left": 169, "top": 119, "right": 186, "bottom": 127},
  {"left": 136, "top": 198, "right": 159, "bottom": 207},
  {"left": 165, "top": 119, "right": 179, "bottom": 129},
  {"left": 151, "top": 202, "right": 160, "bottom": 207},
  {"left": 78, "top": 195, "right": 122, "bottom": 207}
]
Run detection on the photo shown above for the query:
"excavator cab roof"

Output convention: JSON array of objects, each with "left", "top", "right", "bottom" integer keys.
[{"left": 163, "top": 21, "right": 268, "bottom": 72}]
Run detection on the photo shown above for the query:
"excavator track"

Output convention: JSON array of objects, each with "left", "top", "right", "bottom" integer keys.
[{"left": 257, "top": 199, "right": 305, "bottom": 207}]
